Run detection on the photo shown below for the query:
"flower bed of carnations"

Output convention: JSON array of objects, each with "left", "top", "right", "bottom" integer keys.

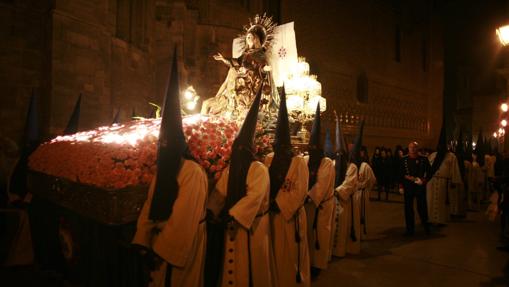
[{"left": 29, "top": 115, "right": 272, "bottom": 191}]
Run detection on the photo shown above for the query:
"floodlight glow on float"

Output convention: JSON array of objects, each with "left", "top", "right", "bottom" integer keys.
[
  {"left": 497, "top": 25, "right": 509, "bottom": 46},
  {"left": 286, "top": 95, "right": 304, "bottom": 112},
  {"left": 182, "top": 86, "right": 200, "bottom": 113},
  {"left": 50, "top": 118, "right": 162, "bottom": 147},
  {"left": 501, "top": 103, "right": 509, "bottom": 112},
  {"left": 494, "top": 132, "right": 498, "bottom": 138},
  {"left": 282, "top": 56, "right": 327, "bottom": 141},
  {"left": 184, "top": 90, "right": 193, "bottom": 100},
  {"left": 186, "top": 101, "right": 197, "bottom": 111},
  {"left": 502, "top": 119, "right": 508, "bottom": 127},
  {"left": 283, "top": 58, "right": 326, "bottom": 116},
  {"left": 499, "top": 127, "right": 505, "bottom": 135},
  {"left": 306, "top": 95, "right": 327, "bottom": 114},
  {"left": 293, "top": 57, "right": 310, "bottom": 76}
]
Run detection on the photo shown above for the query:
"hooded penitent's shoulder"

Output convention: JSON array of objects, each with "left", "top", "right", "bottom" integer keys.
[
  {"left": 321, "top": 156, "right": 334, "bottom": 165},
  {"left": 252, "top": 160, "right": 269, "bottom": 171},
  {"left": 184, "top": 159, "right": 205, "bottom": 173}
]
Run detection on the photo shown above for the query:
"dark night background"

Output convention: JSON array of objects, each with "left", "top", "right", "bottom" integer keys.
[{"left": 1, "top": 1, "right": 509, "bottom": 286}]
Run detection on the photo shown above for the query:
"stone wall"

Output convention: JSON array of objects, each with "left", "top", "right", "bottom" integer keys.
[
  {"left": 0, "top": 0, "right": 52, "bottom": 144},
  {"left": 281, "top": 0, "right": 443, "bottom": 150},
  {"left": 0, "top": 0, "right": 443, "bottom": 153},
  {"left": 50, "top": 0, "right": 112, "bottom": 133},
  {"left": 0, "top": 0, "right": 264, "bottom": 141}
]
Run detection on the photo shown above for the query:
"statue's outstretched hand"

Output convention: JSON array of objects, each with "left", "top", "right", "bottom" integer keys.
[
  {"left": 213, "top": 53, "right": 225, "bottom": 62},
  {"left": 214, "top": 53, "right": 231, "bottom": 66}
]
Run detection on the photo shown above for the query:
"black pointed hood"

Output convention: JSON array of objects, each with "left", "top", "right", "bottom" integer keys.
[
  {"left": 466, "top": 132, "right": 473, "bottom": 161},
  {"left": 429, "top": 123, "right": 447, "bottom": 178},
  {"left": 9, "top": 90, "right": 41, "bottom": 198},
  {"left": 232, "top": 89, "right": 262, "bottom": 152},
  {"left": 112, "top": 109, "right": 120, "bottom": 125},
  {"left": 269, "top": 86, "right": 293, "bottom": 202},
  {"left": 334, "top": 111, "right": 348, "bottom": 187},
  {"left": 63, "top": 94, "right": 81, "bottom": 135},
  {"left": 437, "top": 123, "right": 447, "bottom": 153},
  {"left": 347, "top": 119, "right": 364, "bottom": 243},
  {"left": 308, "top": 102, "right": 323, "bottom": 189},
  {"left": 272, "top": 86, "right": 291, "bottom": 151},
  {"left": 149, "top": 47, "right": 188, "bottom": 221},
  {"left": 223, "top": 85, "right": 263, "bottom": 216},
  {"left": 308, "top": 102, "right": 321, "bottom": 148},
  {"left": 132, "top": 108, "right": 136, "bottom": 119},
  {"left": 324, "top": 128, "right": 334, "bottom": 159},
  {"left": 456, "top": 129, "right": 465, "bottom": 155},
  {"left": 485, "top": 136, "right": 493, "bottom": 155},
  {"left": 455, "top": 128, "right": 466, "bottom": 179},
  {"left": 24, "top": 90, "right": 40, "bottom": 147},
  {"left": 493, "top": 139, "right": 499, "bottom": 155},
  {"left": 349, "top": 120, "right": 365, "bottom": 169},
  {"left": 476, "top": 128, "right": 485, "bottom": 167},
  {"left": 335, "top": 111, "right": 348, "bottom": 155}
]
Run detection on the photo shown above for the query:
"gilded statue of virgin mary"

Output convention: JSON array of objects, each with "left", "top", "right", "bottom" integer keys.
[{"left": 201, "top": 14, "right": 280, "bottom": 119}]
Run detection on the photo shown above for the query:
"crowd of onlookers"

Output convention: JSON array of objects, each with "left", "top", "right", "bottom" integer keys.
[
  {"left": 360, "top": 142, "right": 509, "bottom": 251},
  {"left": 370, "top": 146, "right": 403, "bottom": 201},
  {"left": 360, "top": 145, "right": 415, "bottom": 201},
  {"left": 362, "top": 143, "right": 503, "bottom": 202}
]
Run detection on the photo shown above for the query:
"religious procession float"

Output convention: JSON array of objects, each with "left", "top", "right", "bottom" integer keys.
[
  {"left": 27, "top": 14, "right": 326, "bottom": 227},
  {"left": 28, "top": 116, "right": 271, "bottom": 224}
]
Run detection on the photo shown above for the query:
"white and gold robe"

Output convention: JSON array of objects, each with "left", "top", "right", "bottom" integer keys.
[
  {"left": 357, "top": 162, "right": 376, "bottom": 239},
  {"left": 485, "top": 154, "right": 496, "bottom": 179},
  {"left": 332, "top": 163, "right": 359, "bottom": 257},
  {"left": 469, "top": 160, "right": 484, "bottom": 210},
  {"left": 451, "top": 180, "right": 467, "bottom": 216},
  {"left": 265, "top": 154, "right": 311, "bottom": 287},
  {"left": 485, "top": 154, "right": 496, "bottom": 199},
  {"left": 451, "top": 157, "right": 467, "bottom": 217},
  {"left": 133, "top": 160, "right": 208, "bottom": 287},
  {"left": 305, "top": 157, "right": 335, "bottom": 269},
  {"left": 464, "top": 160, "right": 474, "bottom": 208},
  {"left": 207, "top": 161, "right": 274, "bottom": 287},
  {"left": 427, "top": 152, "right": 463, "bottom": 224}
]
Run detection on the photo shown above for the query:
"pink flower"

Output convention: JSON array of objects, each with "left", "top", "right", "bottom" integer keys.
[{"left": 28, "top": 116, "right": 253, "bottom": 190}]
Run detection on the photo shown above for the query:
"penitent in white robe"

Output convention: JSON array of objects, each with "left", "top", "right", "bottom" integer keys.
[
  {"left": 331, "top": 163, "right": 359, "bottom": 257},
  {"left": 427, "top": 152, "right": 463, "bottom": 225},
  {"left": 451, "top": 181, "right": 467, "bottom": 217},
  {"left": 357, "top": 162, "right": 376, "bottom": 239},
  {"left": 484, "top": 154, "right": 496, "bottom": 198},
  {"left": 305, "top": 157, "right": 335, "bottom": 269},
  {"left": 133, "top": 160, "right": 208, "bottom": 287},
  {"left": 207, "top": 161, "right": 274, "bottom": 287},
  {"left": 450, "top": 157, "right": 467, "bottom": 217},
  {"left": 469, "top": 160, "right": 484, "bottom": 210},
  {"left": 265, "top": 154, "right": 311, "bottom": 287},
  {"left": 485, "top": 154, "right": 496, "bottom": 179},
  {"left": 464, "top": 160, "right": 473, "bottom": 207}
]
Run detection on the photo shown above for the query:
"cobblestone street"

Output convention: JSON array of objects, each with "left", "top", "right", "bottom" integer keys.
[{"left": 315, "top": 193, "right": 509, "bottom": 287}]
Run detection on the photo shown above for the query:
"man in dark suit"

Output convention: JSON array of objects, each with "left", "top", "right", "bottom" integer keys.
[{"left": 399, "top": 141, "right": 431, "bottom": 236}]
